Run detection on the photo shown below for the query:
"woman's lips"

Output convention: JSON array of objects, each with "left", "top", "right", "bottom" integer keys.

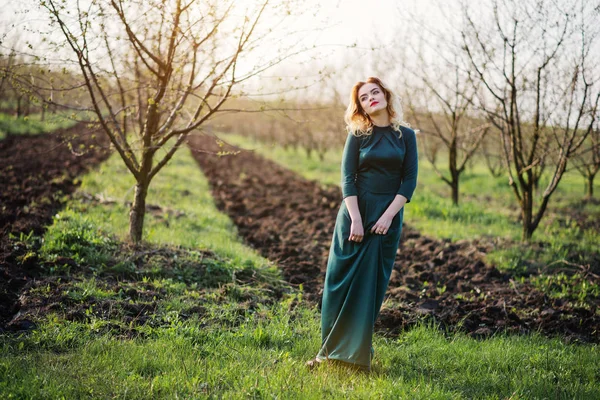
[{"left": 370, "top": 101, "right": 379, "bottom": 107}]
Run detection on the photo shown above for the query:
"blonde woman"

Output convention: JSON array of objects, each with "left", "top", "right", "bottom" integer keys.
[{"left": 306, "top": 77, "right": 419, "bottom": 372}]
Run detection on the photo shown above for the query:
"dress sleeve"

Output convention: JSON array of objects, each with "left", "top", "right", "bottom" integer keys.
[
  {"left": 397, "top": 128, "right": 418, "bottom": 203},
  {"left": 341, "top": 132, "right": 360, "bottom": 199}
]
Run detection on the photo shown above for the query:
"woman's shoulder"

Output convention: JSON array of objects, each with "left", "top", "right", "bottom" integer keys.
[
  {"left": 398, "top": 125, "right": 416, "bottom": 137},
  {"left": 347, "top": 130, "right": 372, "bottom": 142}
]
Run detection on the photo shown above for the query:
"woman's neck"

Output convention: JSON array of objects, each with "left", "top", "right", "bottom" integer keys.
[{"left": 370, "top": 111, "right": 390, "bottom": 127}]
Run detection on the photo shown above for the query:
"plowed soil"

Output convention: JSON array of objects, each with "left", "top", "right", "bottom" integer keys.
[
  {"left": 0, "top": 125, "right": 111, "bottom": 330},
  {"left": 188, "top": 133, "right": 600, "bottom": 343}
]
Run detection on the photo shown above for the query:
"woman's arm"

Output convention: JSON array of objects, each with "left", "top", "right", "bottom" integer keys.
[
  {"left": 345, "top": 195, "right": 364, "bottom": 242},
  {"left": 381, "top": 195, "right": 408, "bottom": 219},
  {"left": 340, "top": 132, "right": 364, "bottom": 242},
  {"left": 344, "top": 195, "right": 362, "bottom": 222},
  {"left": 341, "top": 132, "right": 360, "bottom": 200},
  {"left": 396, "top": 128, "right": 419, "bottom": 203}
]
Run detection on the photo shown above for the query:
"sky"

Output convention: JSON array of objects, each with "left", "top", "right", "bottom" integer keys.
[
  {"left": 0, "top": 0, "right": 439, "bottom": 51},
  {"left": 219, "top": 0, "right": 454, "bottom": 102},
  {"left": 310, "top": 0, "right": 445, "bottom": 46}
]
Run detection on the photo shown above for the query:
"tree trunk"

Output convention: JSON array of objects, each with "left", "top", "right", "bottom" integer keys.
[
  {"left": 305, "top": 146, "right": 312, "bottom": 159},
  {"left": 129, "top": 181, "right": 149, "bottom": 243},
  {"left": 587, "top": 174, "right": 596, "bottom": 199},
  {"left": 318, "top": 149, "right": 325, "bottom": 162},
  {"left": 23, "top": 97, "right": 30, "bottom": 117},
  {"left": 451, "top": 177, "right": 459, "bottom": 206},
  {"left": 449, "top": 139, "right": 459, "bottom": 205},
  {"left": 16, "top": 95, "right": 22, "bottom": 118},
  {"left": 521, "top": 188, "right": 534, "bottom": 241}
]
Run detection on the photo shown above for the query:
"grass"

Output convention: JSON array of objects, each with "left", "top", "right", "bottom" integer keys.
[
  {"left": 0, "top": 111, "right": 80, "bottom": 139},
  {"left": 1, "top": 135, "right": 599, "bottom": 398},
  {"left": 50, "top": 143, "right": 267, "bottom": 265},
  {"left": 2, "top": 304, "right": 599, "bottom": 398},
  {"left": 219, "top": 132, "right": 600, "bottom": 275}
]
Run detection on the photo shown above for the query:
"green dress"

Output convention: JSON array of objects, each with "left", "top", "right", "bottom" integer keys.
[{"left": 317, "top": 124, "right": 418, "bottom": 370}]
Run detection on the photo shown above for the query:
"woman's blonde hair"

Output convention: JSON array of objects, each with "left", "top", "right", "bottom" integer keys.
[{"left": 344, "top": 77, "right": 410, "bottom": 138}]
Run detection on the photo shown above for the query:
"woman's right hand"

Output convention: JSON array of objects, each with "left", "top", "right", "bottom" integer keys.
[{"left": 349, "top": 219, "right": 364, "bottom": 242}]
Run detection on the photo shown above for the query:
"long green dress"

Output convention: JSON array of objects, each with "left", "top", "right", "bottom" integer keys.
[{"left": 316, "top": 124, "right": 418, "bottom": 370}]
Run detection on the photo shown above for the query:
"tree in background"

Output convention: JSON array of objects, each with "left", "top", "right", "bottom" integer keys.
[
  {"left": 389, "top": 4, "right": 491, "bottom": 206},
  {"left": 38, "top": 0, "right": 309, "bottom": 243},
  {"left": 460, "top": 0, "right": 600, "bottom": 240},
  {"left": 480, "top": 130, "right": 505, "bottom": 178},
  {"left": 0, "top": 46, "right": 80, "bottom": 127},
  {"left": 404, "top": 53, "right": 490, "bottom": 205},
  {"left": 573, "top": 121, "right": 600, "bottom": 199},
  {"left": 0, "top": 50, "right": 17, "bottom": 111},
  {"left": 0, "top": 50, "right": 34, "bottom": 119}
]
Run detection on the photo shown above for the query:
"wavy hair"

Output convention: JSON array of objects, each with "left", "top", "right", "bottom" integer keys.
[{"left": 344, "top": 77, "right": 411, "bottom": 138}]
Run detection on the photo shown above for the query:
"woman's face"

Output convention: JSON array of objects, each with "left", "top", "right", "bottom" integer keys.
[{"left": 358, "top": 83, "right": 387, "bottom": 117}]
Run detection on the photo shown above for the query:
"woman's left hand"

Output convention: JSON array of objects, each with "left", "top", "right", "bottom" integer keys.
[{"left": 370, "top": 213, "right": 393, "bottom": 235}]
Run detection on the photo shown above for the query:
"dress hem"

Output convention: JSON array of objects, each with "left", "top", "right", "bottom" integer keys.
[{"left": 315, "top": 355, "right": 370, "bottom": 371}]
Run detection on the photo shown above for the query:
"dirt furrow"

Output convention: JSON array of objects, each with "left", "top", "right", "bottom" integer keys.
[{"left": 0, "top": 125, "right": 112, "bottom": 330}]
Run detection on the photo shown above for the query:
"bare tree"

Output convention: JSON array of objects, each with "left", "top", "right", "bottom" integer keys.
[
  {"left": 0, "top": 49, "right": 17, "bottom": 106},
  {"left": 38, "top": 0, "right": 310, "bottom": 243},
  {"left": 573, "top": 121, "right": 600, "bottom": 198},
  {"left": 480, "top": 129, "right": 505, "bottom": 178},
  {"left": 460, "top": 0, "right": 600, "bottom": 240},
  {"left": 0, "top": 49, "right": 61, "bottom": 122},
  {"left": 404, "top": 55, "right": 490, "bottom": 205},
  {"left": 0, "top": 52, "right": 31, "bottom": 119},
  {"left": 388, "top": 4, "right": 490, "bottom": 206}
]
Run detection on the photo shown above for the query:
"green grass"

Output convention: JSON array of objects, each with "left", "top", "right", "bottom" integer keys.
[
  {"left": 2, "top": 305, "right": 599, "bottom": 399},
  {"left": 1, "top": 134, "right": 599, "bottom": 398},
  {"left": 47, "top": 143, "right": 267, "bottom": 265},
  {"left": 0, "top": 111, "right": 79, "bottom": 139},
  {"left": 219, "top": 132, "right": 599, "bottom": 275}
]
